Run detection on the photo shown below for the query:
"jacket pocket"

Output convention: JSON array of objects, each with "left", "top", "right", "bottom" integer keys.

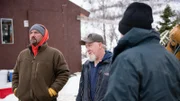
[
  {"left": 15, "top": 87, "right": 30, "bottom": 100},
  {"left": 32, "top": 76, "right": 54, "bottom": 101},
  {"left": 15, "top": 87, "right": 23, "bottom": 100},
  {"left": 96, "top": 71, "right": 110, "bottom": 100}
]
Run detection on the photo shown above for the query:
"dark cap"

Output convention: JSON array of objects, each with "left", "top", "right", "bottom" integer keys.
[
  {"left": 80, "top": 33, "right": 104, "bottom": 45},
  {"left": 29, "top": 24, "right": 45, "bottom": 36},
  {"left": 118, "top": 2, "right": 153, "bottom": 35}
]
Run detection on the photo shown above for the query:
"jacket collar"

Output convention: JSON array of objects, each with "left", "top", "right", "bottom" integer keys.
[
  {"left": 101, "top": 50, "right": 112, "bottom": 63},
  {"left": 28, "top": 43, "right": 48, "bottom": 55},
  {"left": 112, "top": 28, "right": 160, "bottom": 62}
]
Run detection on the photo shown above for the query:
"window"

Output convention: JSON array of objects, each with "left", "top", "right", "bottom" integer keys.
[{"left": 1, "top": 18, "right": 14, "bottom": 44}]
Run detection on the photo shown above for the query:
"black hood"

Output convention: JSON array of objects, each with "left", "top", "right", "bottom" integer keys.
[{"left": 112, "top": 28, "right": 160, "bottom": 63}]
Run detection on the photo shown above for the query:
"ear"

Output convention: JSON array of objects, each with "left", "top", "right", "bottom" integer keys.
[{"left": 99, "top": 42, "right": 103, "bottom": 48}]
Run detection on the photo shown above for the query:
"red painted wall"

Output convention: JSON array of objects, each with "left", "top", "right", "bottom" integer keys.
[{"left": 0, "top": 0, "right": 89, "bottom": 73}]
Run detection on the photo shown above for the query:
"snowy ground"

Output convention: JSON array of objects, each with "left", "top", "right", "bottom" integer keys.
[{"left": 0, "top": 72, "right": 81, "bottom": 101}]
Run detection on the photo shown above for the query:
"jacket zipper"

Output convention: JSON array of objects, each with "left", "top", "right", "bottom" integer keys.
[
  {"left": 94, "top": 69, "right": 103, "bottom": 101},
  {"left": 35, "top": 62, "right": 39, "bottom": 78},
  {"left": 88, "top": 64, "right": 93, "bottom": 101},
  {"left": 30, "top": 56, "right": 36, "bottom": 99}
]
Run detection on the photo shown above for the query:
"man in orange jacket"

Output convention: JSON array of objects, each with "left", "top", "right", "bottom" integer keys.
[{"left": 12, "top": 24, "right": 70, "bottom": 101}]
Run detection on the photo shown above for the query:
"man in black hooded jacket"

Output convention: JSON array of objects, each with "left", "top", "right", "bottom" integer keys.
[{"left": 104, "top": 2, "right": 180, "bottom": 101}]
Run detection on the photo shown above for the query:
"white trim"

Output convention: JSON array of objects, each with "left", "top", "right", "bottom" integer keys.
[{"left": 160, "top": 30, "right": 170, "bottom": 45}]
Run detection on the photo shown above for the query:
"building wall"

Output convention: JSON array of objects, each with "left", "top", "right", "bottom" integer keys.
[
  {"left": 65, "top": 2, "right": 82, "bottom": 73},
  {"left": 0, "top": 0, "right": 88, "bottom": 73}
]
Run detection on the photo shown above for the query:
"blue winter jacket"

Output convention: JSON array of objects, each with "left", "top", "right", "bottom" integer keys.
[
  {"left": 76, "top": 51, "right": 112, "bottom": 101},
  {"left": 104, "top": 28, "right": 180, "bottom": 101}
]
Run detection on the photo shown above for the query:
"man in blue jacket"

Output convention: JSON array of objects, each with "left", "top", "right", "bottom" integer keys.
[
  {"left": 76, "top": 33, "right": 112, "bottom": 101},
  {"left": 104, "top": 2, "right": 180, "bottom": 101}
]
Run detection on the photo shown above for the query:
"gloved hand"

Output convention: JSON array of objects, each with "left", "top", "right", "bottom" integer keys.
[
  {"left": 48, "top": 88, "right": 57, "bottom": 97},
  {"left": 13, "top": 88, "right": 18, "bottom": 97},
  {"left": 14, "top": 88, "right": 17, "bottom": 94}
]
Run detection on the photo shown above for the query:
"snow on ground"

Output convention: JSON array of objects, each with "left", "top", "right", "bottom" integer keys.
[
  {"left": 0, "top": 72, "right": 81, "bottom": 101},
  {"left": 58, "top": 72, "right": 81, "bottom": 101},
  {"left": 0, "top": 94, "right": 18, "bottom": 101}
]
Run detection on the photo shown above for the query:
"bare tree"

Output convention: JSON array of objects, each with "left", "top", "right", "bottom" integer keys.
[
  {"left": 79, "top": 0, "right": 179, "bottom": 52},
  {"left": 176, "top": 11, "right": 180, "bottom": 24},
  {"left": 108, "top": 25, "right": 119, "bottom": 51}
]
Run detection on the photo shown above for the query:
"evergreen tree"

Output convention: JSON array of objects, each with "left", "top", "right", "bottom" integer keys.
[
  {"left": 157, "top": 5, "right": 177, "bottom": 33},
  {"left": 176, "top": 11, "right": 180, "bottom": 24}
]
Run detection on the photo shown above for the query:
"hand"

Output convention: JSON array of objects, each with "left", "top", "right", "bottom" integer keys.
[
  {"left": 13, "top": 88, "right": 18, "bottom": 97},
  {"left": 14, "top": 88, "right": 17, "bottom": 94},
  {"left": 48, "top": 88, "right": 57, "bottom": 97}
]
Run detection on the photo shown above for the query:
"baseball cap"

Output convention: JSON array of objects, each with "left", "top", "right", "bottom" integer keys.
[{"left": 80, "top": 33, "right": 104, "bottom": 45}]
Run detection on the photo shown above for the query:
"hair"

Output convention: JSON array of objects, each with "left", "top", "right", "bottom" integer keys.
[{"left": 102, "top": 44, "right": 107, "bottom": 50}]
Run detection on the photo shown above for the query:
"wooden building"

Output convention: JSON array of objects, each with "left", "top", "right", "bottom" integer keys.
[{"left": 0, "top": 0, "right": 89, "bottom": 73}]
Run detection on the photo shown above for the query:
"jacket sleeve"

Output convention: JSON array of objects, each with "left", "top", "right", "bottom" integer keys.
[
  {"left": 50, "top": 51, "right": 70, "bottom": 92},
  {"left": 76, "top": 65, "right": 85, "bottom": 101},
  {"left": 104, "top": 57, "right": 140, "bottom": 101},
  {"left": 12, "top": 54, "right": 21, "bottom": 91}
]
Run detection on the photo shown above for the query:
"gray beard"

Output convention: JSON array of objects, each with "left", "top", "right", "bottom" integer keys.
[
  {"left": 87, "top": 53, "right": 96, "bottom": 62},
  {"left": 30, "top": 39, "right": 37, "bottom": 46}
]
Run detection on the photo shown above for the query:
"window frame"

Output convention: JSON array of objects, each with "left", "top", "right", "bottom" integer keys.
[{"left": 1, "top": 18, "right": 14, "bottom": 44}]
